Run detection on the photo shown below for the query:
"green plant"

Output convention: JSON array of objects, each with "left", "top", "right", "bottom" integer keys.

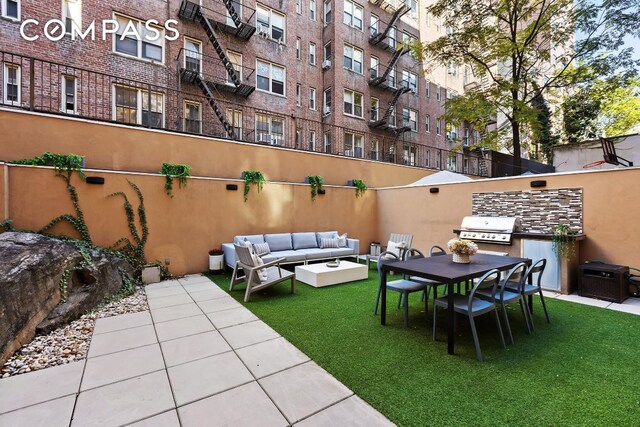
[
  {"left": 552, "top": 224, "right": 576, "bottom": 259},
  {"left": 242, "top": 170, "right": 266, "bottom": 202},
  {"left": 108, "top": 181, "right": 149, "bottom": 270},
  {"left": 10, "top": 152, "right": 86, "bottom": 179},
  {"left": 0, "top": 219, "right": 14, "bottom": 232},
  {"left": 307, "top": 175, "right": 324, "bottom": 202},
  {"left": 160, "top": 163, "right": 191, "bottom": 197},
  {"left": 351, "top": 179, "right": 368, "bottom": 198}
]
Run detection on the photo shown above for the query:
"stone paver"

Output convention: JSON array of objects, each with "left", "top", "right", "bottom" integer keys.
[
  {"left": 295, "top": 395, "right": 395, "bottom": 427},
  {"left": 0, "top": 274, "right": 394, "bottom": 427},
  {"left": 556, "top": 293, "right": 612, "bottom": 308}
]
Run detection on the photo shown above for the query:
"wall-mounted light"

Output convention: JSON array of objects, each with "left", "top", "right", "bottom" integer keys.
[
  {"left": 318, "top": 189, "right": 326, "bottom": 195},
  {"left": 429, "top": 187, "right": 439, "bottom": 194},
  {"left": 226, "top": 184, "right": 238, "bottom": 191},
  {"left": 85, "top": 177, "right": 105, "bottom": 185},
  {"left": 530, "top": 180, "right": 547, "bottom": 188}
]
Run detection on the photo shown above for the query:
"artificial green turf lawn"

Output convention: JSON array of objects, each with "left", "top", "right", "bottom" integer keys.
[{"left": 205, "top": 270, "right": 640, "bottom": 426}]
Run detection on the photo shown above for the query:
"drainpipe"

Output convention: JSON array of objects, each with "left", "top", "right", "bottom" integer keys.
[{"left": 3, "top": 164, "right": 8, "bottom": 221}]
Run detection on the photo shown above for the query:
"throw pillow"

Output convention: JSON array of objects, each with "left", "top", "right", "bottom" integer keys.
[
  {"left": 252, "top": 242, "right": 271, "bottom": 256},
  {"left": 251, "top": 252, "right": 269, "bottom": 282},
  {"left": 384, "top": 240, "right": 406, "bottom": 259},
  {"left": 337, "top": 233, "right": 348, "bottom": 248},
  {"left": 320, "top": 237, "right": 340, "bottom": 249}
]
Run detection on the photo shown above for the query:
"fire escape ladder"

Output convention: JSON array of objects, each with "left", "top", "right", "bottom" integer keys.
[
  {"left": 195, "top": 75, "right": 236, "bottom": 139},
  {"left": 382, "top": 86, "right": 409, "bottom": 121},
  {"left": 222, "top": 0, "right": 243, "bottom": 29},
  {"left": 370, "top": 4, "right": 410, "bottom": 44},
  {"left": 384, "top": 47, "right": 408, "bottom": 78},
  {"left": 196, "top": 10, "right": 242, "bottom": 87}
]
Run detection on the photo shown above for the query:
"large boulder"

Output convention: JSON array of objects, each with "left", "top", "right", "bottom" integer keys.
[{"left": 0, "top": 232, "right": 134, "bottom": 364}]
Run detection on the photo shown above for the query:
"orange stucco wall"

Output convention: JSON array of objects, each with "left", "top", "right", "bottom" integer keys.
[
  {"left": 0, "top": 109, "right": 432, "bottom": 188},
  {"left": 377, "top": 168, "right": 640, "bottom": 268}
]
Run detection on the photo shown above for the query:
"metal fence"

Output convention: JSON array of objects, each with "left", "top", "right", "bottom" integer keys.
[{"left": 0, "top": 50, "right": 490, "bottom": 177}]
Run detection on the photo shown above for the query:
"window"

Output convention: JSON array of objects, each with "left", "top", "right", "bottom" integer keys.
[
  {"left": 370, "top": 138, "right": 379, "bottom": 160},
  {"left": 463, "top": 65, "right": 471, "bottom": 85},
  {"left": 323, "top": 88, "right": 331, "bottom": 113},
  {"left": 184, "top": 101, "right": 201, "bottom": 133},
  {"left": 3, "top": 64, "right": 20, "bottom": 105},
  {"left": 296, "top": 84, "right": 301, "bottom": 106},
  {"left": 425, "top": 114, "right": 430, "bottom": 133},
  {"left": 402, "top": 0, "right": 418, "bottom": 19},
  {"left": 309, "top": 88, "right": 316, "bottom": 110},
  {"left": 256, "top": 4, "right": 285, "bottom": 41},
  {"left": 323, "top": 0, "right": 331, "bottom": 23},
  {"left": 436, "top": 118, "right": 442, "bottom": 135},
  {"left": 447, "top": 156, "right": 457, "bottom": 171},
  {"left": 61, "top": 76, "right": 76, "bottom": 114},
  {"left": 464, "top": 158, "right": 469, "bottom": 174},
  {"left": 1, "top": 0, "right": 19, "bottom": 20},
  {"left": 402, "top": 70, "right": 417, "bottom": 92},
  {"left": 388, "top": 106, "right": 396, "bottom": 126},
  {"left": 370, "top": 56, "right": 378, "bottom": 79},
  {"left": 425, "top": 79, "right": 430, "bottom": 97},
  {"left": 113, "top": 85, "right": 164, "bottom": 128},
  {"left": 310, "top": 0, "right": 316, "bottom": 20},
  {"left": 370, "top": 97, "right": 379, "bottom": 121},
  {"left": 255, "top": 113, "right": 284, "bottom": 145},
  {"left": 344, "top": 132, "right": 364, "bottom": 157},
  {"left": 388, "top": 27, "right": 396, "bottom": 49},
  {"left": 323, "top": 132, "right": 331, "bottom": 153},
  {"left": 296, "top": 0, "right": 301, "bottom": 14},
  {"left": 370, "top": 14, "right": 378, "bottom": 37},
  {"left": 113, "top": 14, "right": 164, "bottom": 63},
  {"left": 343, "top": 0, "right": 363, "bottom": 30},
  {"left": 425, "top": 150, "right": 430, "bottom": 167},
  {"left": 403, "top": 145, "right": 416, "bottom": 166},
  {"left": 309, "top": 42, "right": 316, "bottom": 65},
  {"left": 296, "top": 37, "right": 301, "bottom": 60},
  {"left": 435, "top": 84, "right": 441, "bottom": 101},
  {"left": 62, "top": 0, "right": 81, "bottom": 34},
  {"left": 226, "top": 0, "right": 242, "bottom": 27},
  {"left": 343, "top": 44, "right": 363, "bottom": 73},
  {"left": 227, "top": 108, "right": 243, "bottom": 139},
  {"left": 256, "top": 59, "right": 285, "bottom": 95},
  {"left": 463, "top": 126, "right": 470, "bottom": 146},
  {"left": 227, "top": 51, "right": 242, "bottom": 84},
  {"left": 402, "top": 108, "right": 417, "bottom": 132},
  {"left": 446, "top": 123, "right": 458, "bottom": 141},
  {"left": 388, "top": 66, "right": 396, "bottom": 88},
  {"left": 184, "top": 38, "right": 202, "bottom": 72},
  {"left": 309, "top": 130, "right": 316, "bottom": 150},
  {"left": 343, "top": 89, "right": 363, "bottom": 117},
  {"left": 448, "top": 60, "right": 458, "bottom": 77},
  {"left": 324, "top": 42, "right": 331, "bottom": 61}
]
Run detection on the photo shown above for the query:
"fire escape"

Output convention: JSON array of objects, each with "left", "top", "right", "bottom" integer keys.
[{"left": 178, "top": 0, "right": 255, "bottom": 139}]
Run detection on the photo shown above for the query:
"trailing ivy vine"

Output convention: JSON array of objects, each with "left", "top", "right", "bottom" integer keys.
[
  {"left": 351, "top": 179, "right": 367, "bottom": 198},
  {"left": 242, "top": 170, "right": 266, "bottom": 202},
  {"left": 160, "top": 163, "right": 191, "bottom": 197},
  {"left": 552, "top": 224, "right": 576, "bottom": 259},
  {"left": 108, "top": 180, "right": 149, "bottom": 270},
  {"left": 307, "top": 175, "right": 324, "bottom": 202}
]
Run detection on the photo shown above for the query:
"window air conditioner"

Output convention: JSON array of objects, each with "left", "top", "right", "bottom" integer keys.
[
  {"left": 323, "top": 106, "right": 331, "bottom": 115},
  {"left": 322, "top": 60, "right": 331, "bottom": 70},
  {"left": 257, "top": 133, "right": 272, "bottom": 143}
]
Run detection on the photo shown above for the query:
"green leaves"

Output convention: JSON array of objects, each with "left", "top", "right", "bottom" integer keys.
[
  {"left": 351, "top": 179, "right": 367, "bottom": 198},
  {"left": 242, "top": 171, "right": 266, "bottom": 202},
  {"left": 10, "top": 152, "right": 86, "bottom": 180},
  {"left": 160, "top": 163, "right": 191, "bottom": 197},
  {"left": 307, "top": 176, "right": 324, "bottom": 202}
]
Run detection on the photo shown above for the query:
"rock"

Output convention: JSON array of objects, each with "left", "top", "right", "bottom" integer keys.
[{"left": 0, "top": 232, "right": 134, "bottom": 365}]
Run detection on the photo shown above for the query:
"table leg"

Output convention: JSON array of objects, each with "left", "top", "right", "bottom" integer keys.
[
  {"left": 381, "top": 268, "right": 387, "bottom": 325},
  {"left": 447, "top": 281, "right": 455, "bottom": 355}
]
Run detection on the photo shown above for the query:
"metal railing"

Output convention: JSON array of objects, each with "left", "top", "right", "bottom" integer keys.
[{"left": 0, "top": 50, "right": 491, "bottom": 177}]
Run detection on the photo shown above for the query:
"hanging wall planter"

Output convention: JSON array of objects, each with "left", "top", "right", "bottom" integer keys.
[
  {"left": 305, "top": 176, "right": 324, "bottom": 202},
  {"left": 349, "top": 179, "right": 367, "bottom": 198},
  {"left": 160, "top": 163, "right": 191, "bottom": 197},
  {"left": 242, "top": 170, "right": 266, "bottom": 202}
]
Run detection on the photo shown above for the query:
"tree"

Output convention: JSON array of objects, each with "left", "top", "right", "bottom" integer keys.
[
  {"left": 530, "top": 89, "right": 558, "bottom": 162},
  {"left": 562, "top": 89, "right": 601, "bottom": 144},
  {"left": 421, "top": 0, "right": 640, "bottom": 173}
]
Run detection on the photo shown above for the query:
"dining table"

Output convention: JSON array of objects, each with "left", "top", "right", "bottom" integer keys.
[{"left": 379, "top": 253, "right": 532, "bottom": 355}]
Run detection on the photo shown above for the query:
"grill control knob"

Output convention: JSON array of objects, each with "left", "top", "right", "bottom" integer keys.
[
  {"left": 501, "top": 236, "right": 507, "bottom": 240},
  {"left": 491, "top": 235, "right": 496, "bottom": 239}
]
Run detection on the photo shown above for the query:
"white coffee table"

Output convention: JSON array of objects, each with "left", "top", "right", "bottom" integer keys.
[{"left": 295, "top": 261, "right": 368, "bottom": 288}]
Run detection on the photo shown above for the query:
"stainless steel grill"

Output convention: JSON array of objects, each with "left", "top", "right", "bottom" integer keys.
[{"left": 458, "top": 216, "right": 522, "bottom": 245}]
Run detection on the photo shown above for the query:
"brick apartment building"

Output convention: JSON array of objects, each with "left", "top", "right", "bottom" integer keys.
[{"left": 0, "top": 0, "right": 488, "bottom": 175}]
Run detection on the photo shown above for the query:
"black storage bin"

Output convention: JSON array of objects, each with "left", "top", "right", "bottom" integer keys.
[{"left": 578, "top": 263, "right": 629, "bottom": 303}]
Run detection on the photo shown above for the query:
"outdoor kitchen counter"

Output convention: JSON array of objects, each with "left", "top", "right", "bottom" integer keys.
[{"left": 452, "top": 230, "right": 587, "bottom": 241}]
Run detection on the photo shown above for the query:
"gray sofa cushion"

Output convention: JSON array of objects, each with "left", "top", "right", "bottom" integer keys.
[
  {"left": 331, "top": 248, "right": 354, "bottom": 257},
  {"left": 234, "top": 234, "right": 265, "bottom": 245},
  {"left": 316, "top": 231, "right": 338, "bottom": 246},
  {"left": 292, "top": 232, "right": 318, "bottom": 250},
  {"left": 264, "top": 233, "right": 293, "bottom": 251},
  {"left": 296, "top": 248, "right": 334, "bottom": 260},
  {"left": 262, "top": 250, "right": 306, "bottom": 263}
]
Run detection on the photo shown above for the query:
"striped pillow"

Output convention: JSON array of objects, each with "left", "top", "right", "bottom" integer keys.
[
  {"left": 252, "top": 242, "right": 271, "bottom": 256},
  {"left": 320, "top": 237, "right": 340, "bottom": 249}
]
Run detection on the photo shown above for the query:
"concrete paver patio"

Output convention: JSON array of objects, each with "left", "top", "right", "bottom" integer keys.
[{"left": 0, "top": 274, "right": 394, "bottom": 427}]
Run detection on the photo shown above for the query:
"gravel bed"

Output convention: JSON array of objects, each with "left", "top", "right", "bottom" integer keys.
[{"left": 1, "top": 287, "right": 148, "bottom": 379}]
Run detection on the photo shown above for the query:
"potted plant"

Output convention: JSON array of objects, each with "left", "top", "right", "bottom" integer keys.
[
  {"left": 306, "top": 175, "right": 324, "bottom": 201},
  {"left": 242, "top": 170, "right": 266, "bottom": 202},
  {"left": 209, "top": 248, "right": 224, "bottom": 271},
  {"left": 552, "top": 224, "right": 576, "bottom": 259},
  {"left": 447, "top": 238, "right": 479, "bottom": 264},
  {"left": 160, "top": 163, "right": 191, "bottom": 197},
  {"left": 349, "top": 179, "right": 367, "bottom": 198}
]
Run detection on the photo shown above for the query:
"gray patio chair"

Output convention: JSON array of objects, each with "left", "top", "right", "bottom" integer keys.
[
  {"left": 374, "top": 251, "right": 427, "bottom": 328},
  {"left": 476, "top": 262, "right": 531, "bottom": 344},
  {"left": 432, "top": 269, "right": 506, "bottom": 362},
  {"left": 366, "top": 233, "right": 413, "bottom": 269},
  {"left": 399, "top": 247, "right": 448, "bottom": 317},
  {"left": 230, "top": 244, "right": 296, "bottom": 302},
  {"left": 505, "top": 258, "right": 550, "bottom": 330}
]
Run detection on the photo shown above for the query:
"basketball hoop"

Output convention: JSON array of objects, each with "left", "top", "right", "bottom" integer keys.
[
  {"left": 583, "top": 160, "right": 606, "bottom": 169},
  {"left": 600, "top": 137, "right": 634, "bottom": 167}
]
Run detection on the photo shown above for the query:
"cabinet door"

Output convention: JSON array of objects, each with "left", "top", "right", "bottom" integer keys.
[{"left": 523, "top": 240, "right": 560, "bottom": 291}]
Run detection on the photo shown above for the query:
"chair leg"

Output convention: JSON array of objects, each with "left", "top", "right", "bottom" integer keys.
[
  {"left": 432, "top": 305, "right": 438, "bottom": 341},
  {"left": 424, "top": 288, "right": 430, "bottom": 318},
  {"left": 468, "top": 315, "right": 483, "bottom": 362},
  {"left": 492, "top": 309, "right": 506, "bottom": 348},
  {"left": 501, "top": 304, "right": 514, "bottom": 345},
  {"left": 397, "top": 293, "right": 403, "bottom": 309},
  {"left": 519, "top": 298, "right": 532, "bottom": 334},
  {"left": 403, "top": 292, "right": 409, "bottom": 328},
  {"left": 421, "top": 289, "right": 425, "bottom": 302},
  {"left": 539, "top": 291, "right": 551, "bottom": 323},
  {"left": 374, "top": 283, "right": 382, "bottom": 315},
  {"left": 291, "top": 276, "right": 296, "bottom": 294}
]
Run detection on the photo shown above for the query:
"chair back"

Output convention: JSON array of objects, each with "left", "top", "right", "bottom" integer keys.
[
  {"left": 430, "top": 245, "right": 446, "bottom": 257},
  {"left": 403, "top": 248, "right": 425, "bottom": 261},
  {"left": 234, "top": 244, "right": 256, "bottom": 268},
  {"left": 527, "top": 258, "right": 547, "bottom": 289},
  {"left": 500, "top": 262, "right": 528, "bottom": 295},
  {"left": 468, "top": 269, "right": 500, "bottom": 308},
  {"left": 389, "top": 233, "right": 413, "bottom": 248},
  {"left": 376, "top": 251, "right": 399, "bottom": 277}
]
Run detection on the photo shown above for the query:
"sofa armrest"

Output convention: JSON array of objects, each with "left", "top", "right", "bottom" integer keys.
[
  {"left": 222, "top": 243, "right": 236, "bottom": 268},
  {"left": 347, "top": 239, "right": 360, "bottom": 255}
]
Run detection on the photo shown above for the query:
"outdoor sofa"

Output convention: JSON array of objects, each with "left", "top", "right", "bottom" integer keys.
[{"left": 222, "top": 231, "right": 360, "bottom": 269}]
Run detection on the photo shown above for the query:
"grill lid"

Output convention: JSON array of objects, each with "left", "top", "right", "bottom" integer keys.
[{"left": 460, "top": 216, "right": 521, "bottom": 232}]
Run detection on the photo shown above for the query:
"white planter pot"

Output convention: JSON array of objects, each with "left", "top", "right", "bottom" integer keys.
[
  {"left": 209, "top": 255, "right": 224, "bottom": 271},
  {"left": 452, "top": 253, "right": 470, "bottom": 264},
  {"left": 141, "top": 266, "right": 161, "bottom": 284}
]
